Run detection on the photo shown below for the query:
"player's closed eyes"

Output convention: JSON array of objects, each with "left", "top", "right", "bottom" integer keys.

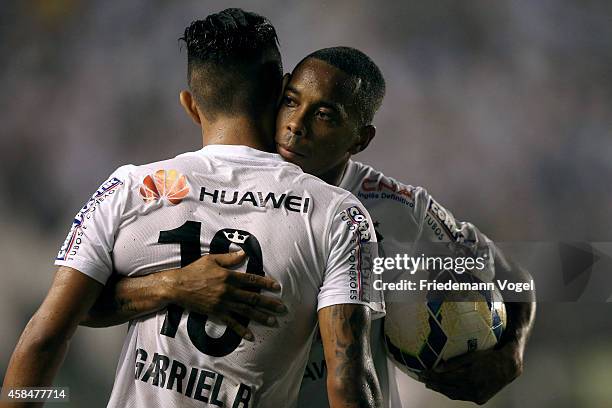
[
  {"left": 283, "top": 95, "right": 297, "bottom": 107},
  {"left": 315, "top": 110, "right": 333, "bottom": 121},
  {"left": 316, "top": 109, "right": 342, "bottom": 126}
]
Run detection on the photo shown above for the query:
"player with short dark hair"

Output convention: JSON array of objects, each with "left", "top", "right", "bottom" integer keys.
[
  {"left": 275, "top": 46, "right": 384, "bottom": 181},
  {"left": 277, "top": 46, "right": 535, "bottom": 407},
  {"left": 297, "top": 46, "right": 386, "bottom": 126},
  {"left": 78, "top": 45, "right": 535, "bottom": 407},
  {"left": 2, "top": 10, "right": 384, "bottom": 408},
  {"left": 180, "top": 8, "right": 282, "bottom": 148},
  {"left": 183, "top": 9, "right": 282, "bottom": 126}
]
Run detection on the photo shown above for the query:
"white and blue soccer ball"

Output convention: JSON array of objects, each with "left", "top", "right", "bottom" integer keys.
[{"left": 384, "top": 288, "right": 506, "bottom": 379}]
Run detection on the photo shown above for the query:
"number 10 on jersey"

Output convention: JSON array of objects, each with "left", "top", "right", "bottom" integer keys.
[{"left": 157, "top": 221, "right": 264, "bottom": 357}]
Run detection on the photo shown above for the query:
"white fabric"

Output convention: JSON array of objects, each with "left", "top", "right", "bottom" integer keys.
[
  {"left": 55, "top": 146, "right": 383, "bottom": 408},
  {"left": 297, "top": 159, "right": 496, "bottom": 408}
]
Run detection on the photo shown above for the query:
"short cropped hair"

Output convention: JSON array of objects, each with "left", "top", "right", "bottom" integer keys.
[
  {"left": 180, "top": 8, "right": 282, "bottom": 119},
  {"left": 299, "top": 46, "right": 385, "bottom": 125}
]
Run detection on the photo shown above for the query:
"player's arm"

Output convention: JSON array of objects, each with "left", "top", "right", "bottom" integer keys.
[
  {"left": 319, "top": 304, "right": 382, "bottom": 408},
  {"left": 491, "top": 246, "right": 536, "bottom": 369},
  {"left": 2, "top": 267, "right": 103, "bottom": 407},
  {"left": 415, "top": 193, "right": 535, "bottom": 403},
  {"left": 422, "top": 247, "right": 536, "bottom": 404},
  {"left": 81, "top": 251, "right": 286, "bottom": 340},
  {"left": 317, "top": 198, "right": 384, "bottom": 407}
]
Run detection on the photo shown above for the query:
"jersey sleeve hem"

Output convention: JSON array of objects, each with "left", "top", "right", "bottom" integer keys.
[
  {"left": 54, "top": 258, "right": 111, "bottom": 285},
  {"left": 317, "top": 294, "right": 386, "bottom": 320}
]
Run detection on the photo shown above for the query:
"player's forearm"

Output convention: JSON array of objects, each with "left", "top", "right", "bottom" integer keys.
[
  {"left": 319, "top": 305, "right": 383, "bottom": 408},
  {"left": 326, "top": 363, "right": 382, "bottom": 408},
  {"left": 3, "top": 268, "right": 102, "bottom": 406},
  {"left": 499, "top": 301, "right": 535, "bottom": 353},
  {"left": 81, "top": 272, "right": 172, "bottom": 327},
  {"left": 2, "top": 317, "right": 70, "bottom": 407},
  {"left": 494, "top": 250, "right": 536, "bottom": 356}
]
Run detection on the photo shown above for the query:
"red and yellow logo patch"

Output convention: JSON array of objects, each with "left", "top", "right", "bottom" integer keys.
[{"left": 139, "top": 169, "right": 189, "bottom": 205}]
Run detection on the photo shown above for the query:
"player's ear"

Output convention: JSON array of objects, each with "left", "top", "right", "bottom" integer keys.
[
  {"left": 350, "top": 125, "right": 376, "bottom": 154},
  {"left": 277, "top": 73, "right": 291, "bottom": 107},
  {"left": 179, "top": 90, "right": 201, "bottom": 125}
]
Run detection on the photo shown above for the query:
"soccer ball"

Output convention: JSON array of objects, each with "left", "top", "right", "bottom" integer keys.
[{"left": 384, "top": 288, "right": 506, "bottom": 379}]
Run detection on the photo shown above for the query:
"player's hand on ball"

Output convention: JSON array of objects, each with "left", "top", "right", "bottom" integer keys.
[
  {"left": 419, "top": 344, "right": 523, "bottom": 405},
  {"left": 160, "top": 250, "right": 286, "bottom": 341}
]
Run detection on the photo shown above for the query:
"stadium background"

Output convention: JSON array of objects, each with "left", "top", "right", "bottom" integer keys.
[{"left": 1, "top": 1, "right": 611, "bottom": 407}]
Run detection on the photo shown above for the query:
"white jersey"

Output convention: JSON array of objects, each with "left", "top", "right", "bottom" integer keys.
[
  {"left": 297, "top": 160, "right": 496, "bottom": 408},
  {"left": 55, "top": 146, "right": 384, "bottom": 408}
]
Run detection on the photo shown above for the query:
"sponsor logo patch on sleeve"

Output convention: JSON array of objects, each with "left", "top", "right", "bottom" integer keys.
[
  {"left": 341, "top": 205, "right": 372, "bottom": 243},
  {"left": 56, "top": 177, "right": 124, "bottom": 261},
  {"left": 425, "top": 198, "right": 463, "bottom": 242},
  {"left": 340, "top": 205, "right": 375, "bottom": 302}
]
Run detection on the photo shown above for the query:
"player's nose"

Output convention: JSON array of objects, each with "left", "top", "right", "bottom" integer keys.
[{"left": 287, "top": 115, "right": 307, "bottom": 138}]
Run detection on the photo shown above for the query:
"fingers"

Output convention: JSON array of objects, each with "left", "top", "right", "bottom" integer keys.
[
  {"left": 227, "top": 270, "right": 281, "bottom": 291},
  {"left": 422, "top": 371, "right": 491, "bottom": 404},
  {"left": 210, "top": 250, "right": 248, "bottom": 267},
  {"left": 425, "top": 381, "right": 471, "bottom": 401},
  {"left": 421, "top": 368, "right": 469, "bottom": 386},
  {"left": 211, "top": 253, "right": 282, "bottom": 292},
  {"left": 427, "top": 381, "right": 490, "bottom": 405},
  {"left": 435, "top": 354, "right": 476, "bottom": 373},
  {"left": 218, "top": 314, "right": 255, "bottom": 342},
  {"left": 229, "top": 288, "right": 287, "bottom": 314},
  {"left": 223, "top": 301, "right": 278, "bottom": 327}
]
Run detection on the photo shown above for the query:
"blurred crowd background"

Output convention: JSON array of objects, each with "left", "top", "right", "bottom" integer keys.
[{"left": 1, "top": 1, "right": 611, "bottom": 407}]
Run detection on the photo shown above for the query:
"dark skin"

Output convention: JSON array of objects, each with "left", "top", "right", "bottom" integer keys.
[
  {"left": 2, "top": 268, "right": 103, "bottom": 407},
  {"left": 82, "top": 57, "right": 535, "bottom": 405},
  {"left": 319, "top": 305, "right": 381, "bottom": 408},
  {"left": 274, "top": 58, "right": 375, "bottom": 185},
  {"left": 419, "top": 249, "right": 535, "bottom": 405},
  {"left": 275, "top": 58, "right": 535, "bottom": 405},
  {"left": 3, "top": 48, "right": 382, "bottom": 408},
  {"left": 83, "top": 251, "right": 287, "bottom": 341}
]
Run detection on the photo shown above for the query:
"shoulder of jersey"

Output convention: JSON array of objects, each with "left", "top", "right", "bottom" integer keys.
[
  {"left": 111, "top": 151, "right": 205, "bottom": 181},
  {"left": 106, "top": 152, "right": 205, "bottom": 204},
  {"left": 110, "top": 153, "right": 356, "bottom": 207},
  {"left": 292, "top": 169, "right": 357, "bottom": 201},
  {"left": 346, "top": 160, "right": 427, "bottom": 202}
]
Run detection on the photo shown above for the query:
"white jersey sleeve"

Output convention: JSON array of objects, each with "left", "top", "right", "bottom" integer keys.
[
  {"left": 298, "top": 160, "right": 498, "bottom": 408},
  {"left": 340, "top": 160, "right": 496, "bottom": 282},
  {"left": 344, "top": 160, "right": 499, "bottom": 407},
  {"left": 54, "top": 165, "right": 134, "bottom": 284},
  {"left": 411, "top": 188, "right": 496, "bottom": 282},
  {"left": 318, "top": 195, "right": 385, "bottom": 316}
]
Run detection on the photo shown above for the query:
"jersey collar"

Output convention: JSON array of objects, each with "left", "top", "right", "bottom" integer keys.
[
  {"left": 198, "top": 144, "right": 286, "bottom": 163},
  {"left": 338, "top": 159, "right": 359, "bottom": 190}
]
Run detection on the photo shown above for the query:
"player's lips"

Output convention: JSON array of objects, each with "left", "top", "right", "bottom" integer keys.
[{"left": 277, "top": 143, "right": 307, "bottom": 160}]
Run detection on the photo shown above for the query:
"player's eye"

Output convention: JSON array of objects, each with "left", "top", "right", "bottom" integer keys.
[
  {"left": 283, "top": 96, "right": 297, "bottom": 108},
  {"left": 315, "top": 110, "right": 333, "bottom": 121}
]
